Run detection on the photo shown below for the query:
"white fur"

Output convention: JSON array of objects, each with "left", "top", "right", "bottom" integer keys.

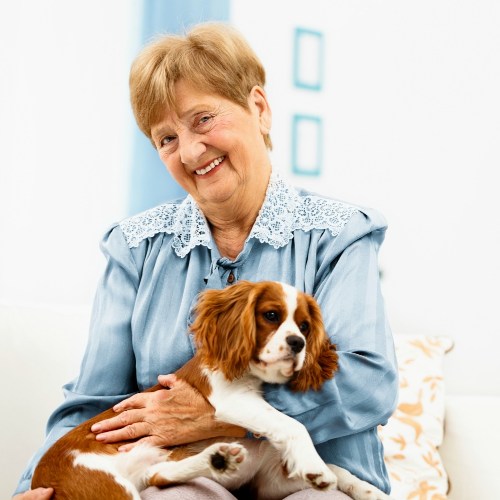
[
  {"left": 206, "top": 369, "right": 337, "bottom": 492},
  {"left": 250, "top": 283, "right": 306, "bottom": 381},
  {"left": 328, "top": 464, "right": 391, "bottom": 499},
  {"left": 146, "top": 442, "right": 249, "bottom": 485},
  {"left": 73, "top": 444, "right": 167, "bottom": 499},
  {"left": 200, "top": 365, "right": 390, "bottom": 498}
]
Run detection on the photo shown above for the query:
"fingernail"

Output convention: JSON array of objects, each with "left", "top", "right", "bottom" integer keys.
[
  {"left": 118, "top": 446, "right": 127, "bottom": 452},
  {"left": 95, "top": 433, "right": 105, "bottom": 441},
  {"left": 113, "top": 405, "right": 122, "bottom": 412},
  {"left": 91, "top": 424, "right": 101, "bottom": 432}
]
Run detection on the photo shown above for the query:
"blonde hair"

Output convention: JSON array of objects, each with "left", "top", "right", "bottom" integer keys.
[{"left": 130, "top": 22, "right": 272, "bottom": 149}]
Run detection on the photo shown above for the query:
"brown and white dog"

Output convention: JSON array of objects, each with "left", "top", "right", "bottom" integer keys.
[{"left": 32, "top": 280, "right": 389, "bottom": 499}]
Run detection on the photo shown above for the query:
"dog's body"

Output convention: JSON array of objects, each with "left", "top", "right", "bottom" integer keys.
[{"left": 32, "top": 281, "right": 389, "bottom": 499}]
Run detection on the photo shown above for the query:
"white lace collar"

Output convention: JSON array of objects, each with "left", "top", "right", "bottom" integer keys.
[{"left": 120, "top": 172, "right": 358, "bottom": 257}]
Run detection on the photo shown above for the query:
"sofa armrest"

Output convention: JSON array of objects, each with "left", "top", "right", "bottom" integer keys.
[
  {"left": 441, "top": 395, "right": 500, "bottom": 499},
  {"left": 0, "top": 303, "right": 89, "bottom": 498}
]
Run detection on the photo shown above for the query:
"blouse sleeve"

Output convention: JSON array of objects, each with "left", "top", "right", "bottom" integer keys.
[
  {"left": 264, "top": 210, "right": 398, "bottom": 445},
  {"left": 14, "top": 225, "right": 141, "bottom": 495}
]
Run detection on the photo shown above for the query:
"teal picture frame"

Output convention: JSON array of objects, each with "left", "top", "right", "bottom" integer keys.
[
  {"left": 293, "top": 27, "right": 324, "bottom": 91},
  {"left": 291, "top": 114, "right": 323, "bottom": 176}
]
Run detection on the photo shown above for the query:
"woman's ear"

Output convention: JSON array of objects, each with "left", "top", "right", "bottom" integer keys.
[
  {"left": 290, "top": 295, "right": 338, "bottom": 392},
  {"left": 249, "top": 85, "right": 272, "bottom": 135},
  {"left": 190, "top": 281, "right": 260, "bottom": 380}
]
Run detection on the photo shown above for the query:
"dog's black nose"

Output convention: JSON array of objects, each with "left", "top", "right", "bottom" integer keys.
[{"left": 286, "top": 335, "right": 305, "bottom": 353}]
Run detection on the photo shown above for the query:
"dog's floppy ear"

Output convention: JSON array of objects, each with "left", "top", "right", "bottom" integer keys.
[
  {"left": 290, "top": 294, "right": 338, "bottom": 392},
  {"left": 191, "top": 281, "right": 261, "bottom": 380}
]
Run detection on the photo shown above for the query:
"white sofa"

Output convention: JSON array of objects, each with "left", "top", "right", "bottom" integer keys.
[
  {"left": 1, "top": 303, "right": 499, "bottom": 499},
  {"left": 440, "top": 395, "right": 500, "bottom": 498}
]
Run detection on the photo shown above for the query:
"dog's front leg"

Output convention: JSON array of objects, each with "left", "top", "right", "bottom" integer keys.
[
  {"left": 209, "top": 380, "right": 337, "bottom": 492},
  {"left": 329, "top": 464, "right": 392, "bottom": 500}
]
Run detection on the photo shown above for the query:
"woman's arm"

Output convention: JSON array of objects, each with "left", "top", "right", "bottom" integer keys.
[
  {"left": 265, "top": 227, "right": 398, "bottom": 444},
  {"left": 14, "top": 225, "right": 141, "bottom": 495}
]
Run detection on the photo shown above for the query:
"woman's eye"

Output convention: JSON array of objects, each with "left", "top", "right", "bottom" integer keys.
[
  {"left": 160, "top": 136, "right": 176, "bottom": 148},
  {"left": 197, "top": 114, "right": 214, "bottom": 128},
  {"left": 264, "top": 311, "right": 280, "bottom": 323},
  {"left": 299, "top": 321, "right": 309, "bottom": 334}
]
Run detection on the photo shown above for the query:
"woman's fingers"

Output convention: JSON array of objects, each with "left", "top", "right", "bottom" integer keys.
[
  {"left": 113, "top": 392, "right": 147, "bottom": 412},
  {"left": 91, "top": 407, "right": 145, "bottom": 434},
  {"left": 89, "top": 377, "right": 237, "bottom": 449},
  {"left": 90, "top": 390, "right": 172, "bottom": 442},
  {"left": 95, "top": 421, "right": 150, "bottom": 443},
  {"left": 158, "top": 373, "right": 177, "bottom": 388},
  {"left": 13, "top": 488, "right": 54, "bottom": 499}
]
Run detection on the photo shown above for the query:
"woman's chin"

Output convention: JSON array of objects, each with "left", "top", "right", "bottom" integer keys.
[{"left": 194, "top": 176, "right": 241, "bottom": 206}]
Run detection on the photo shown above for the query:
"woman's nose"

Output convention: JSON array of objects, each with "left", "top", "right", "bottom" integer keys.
[{"left": 179, "top": 133, "right": 206, "bottom": 165}]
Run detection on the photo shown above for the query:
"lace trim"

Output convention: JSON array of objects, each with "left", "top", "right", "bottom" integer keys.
[
  {"left": 120, "top": 172, "right": 358, "bottom": 256},
  {"left": 119, "top": 197, "right": 210, "bottom": 257},
  {"left": 248, "top": 174, "right": 359, "bottom": 248}
]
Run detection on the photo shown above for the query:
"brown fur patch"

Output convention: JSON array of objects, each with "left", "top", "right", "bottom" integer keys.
[{"left": 290, "top": 293, "right": 338, "bottom": 391}]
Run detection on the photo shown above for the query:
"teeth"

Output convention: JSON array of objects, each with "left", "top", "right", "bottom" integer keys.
[{"left": 195, "top": 156, "right": 225, "bottom": 175}]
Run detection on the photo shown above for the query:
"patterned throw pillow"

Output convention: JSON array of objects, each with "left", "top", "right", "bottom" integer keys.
[{"left": 379, "top": 335, "right": 454, "bottom": 499}]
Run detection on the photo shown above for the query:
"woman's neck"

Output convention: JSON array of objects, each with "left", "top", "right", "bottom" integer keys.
[
  {"left": 210, "top": 224, "right": 252, "bottom": 260},
  {"left": 207, "top": 202, "right": 261, "bottom": 260},
  {"left": 203, "top": 172, "right": 270, "bottom": 260}
]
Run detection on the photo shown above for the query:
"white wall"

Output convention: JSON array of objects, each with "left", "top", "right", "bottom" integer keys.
[
  {"left": 0, "top": 2, "right": 140, "bottom": 496},
  {"left": 232, "top": 0, "right": 500, "bottom": 396},
  {"left": 0, "top": 0, "right": 140, "bottom": 308}
]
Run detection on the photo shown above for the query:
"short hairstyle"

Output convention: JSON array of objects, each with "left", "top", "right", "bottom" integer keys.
[{"left": 130, "top": 22, "right": 272, "bottom": 149}]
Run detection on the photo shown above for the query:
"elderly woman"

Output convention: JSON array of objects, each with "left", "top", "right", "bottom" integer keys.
[{"left": 14, "top": 23, "right": 397, "bottom": 500}]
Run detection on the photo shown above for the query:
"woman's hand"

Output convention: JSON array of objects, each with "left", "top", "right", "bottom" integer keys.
[
  {"left": 13, "top": 488, "right": 53, "bottom": 499},
  {"left": 90, "top": 374, "right": 245, "bottom": 451}
]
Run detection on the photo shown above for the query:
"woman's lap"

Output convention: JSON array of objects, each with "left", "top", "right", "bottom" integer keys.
[
  {"left": 284, "top": 489, "right": 351, "bottom": 499},
  {"left": 141, "top": 477, "right": 236, "bottom": 500},
  {"left": 140, "top": 478, "right": 351, "bottom": 499},
  {"left": 140, "top": 478, "right": 237, "bottom": 499}
]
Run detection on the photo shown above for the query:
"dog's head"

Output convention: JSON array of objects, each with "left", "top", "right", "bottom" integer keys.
[{"left": 190, "top": 280, "right": 338, "bottom": 391}]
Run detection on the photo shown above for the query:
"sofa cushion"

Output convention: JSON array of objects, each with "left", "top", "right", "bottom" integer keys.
[{"left": 379, "top": 334, "right": 453, "bottom": 499}]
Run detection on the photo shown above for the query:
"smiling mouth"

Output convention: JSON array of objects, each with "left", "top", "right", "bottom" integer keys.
[{"left": 195, "top": 156, "right": 225, "bottom": 176}]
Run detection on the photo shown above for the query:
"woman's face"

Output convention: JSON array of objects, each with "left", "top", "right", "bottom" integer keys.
[{"left": 151, "top": 80, "right": 272, "bottom": 209}]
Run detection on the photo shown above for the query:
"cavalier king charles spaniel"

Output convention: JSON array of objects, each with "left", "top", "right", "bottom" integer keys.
[{"left": 32, "top": 280, "right": 389, "bottom": 499}]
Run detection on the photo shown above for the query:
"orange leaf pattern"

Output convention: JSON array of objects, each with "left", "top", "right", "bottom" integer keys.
[{"left": 378, "top": 335, "right": 453, "bottom": 499}]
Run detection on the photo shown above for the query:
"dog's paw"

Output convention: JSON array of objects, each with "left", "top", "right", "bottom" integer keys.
[
  {"left": 329, "top": 464, "right": 391, "bottom": 500},
  {"left": 285, "top": 452, "right": 337, "bottom": 491},
  {"left": 341, "top": 484, "right": 391, "bottom": 500},
  {"left": 340, "top": 484, "right": 391, "bottom": 500},
  {"left": 304, "top": 467, "right": 338, "bottom": 491},
  {"left": 207, "top": 443, "right": 247, "bottom": 474}
]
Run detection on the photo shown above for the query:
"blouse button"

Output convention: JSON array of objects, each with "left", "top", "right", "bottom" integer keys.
[{"left": 227, "top": 272, "right": 235, "bottom": 284}]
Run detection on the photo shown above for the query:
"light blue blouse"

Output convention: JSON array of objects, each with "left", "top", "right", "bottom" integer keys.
[{"left": 16, "top": 173, "right": 398, "bottom": 494}]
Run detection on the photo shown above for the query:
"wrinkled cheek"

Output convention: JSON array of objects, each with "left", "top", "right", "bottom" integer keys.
[{"left": 164, "top": 161, "right": 191, "bottom": 190}]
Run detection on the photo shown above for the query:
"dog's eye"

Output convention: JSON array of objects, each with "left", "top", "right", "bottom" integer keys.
[
  {"left": 299, "top": 321, "right": 310, "bottom": 334},
  {"left": 264, "top": 311, "right": 280, "bottom": 323}
]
